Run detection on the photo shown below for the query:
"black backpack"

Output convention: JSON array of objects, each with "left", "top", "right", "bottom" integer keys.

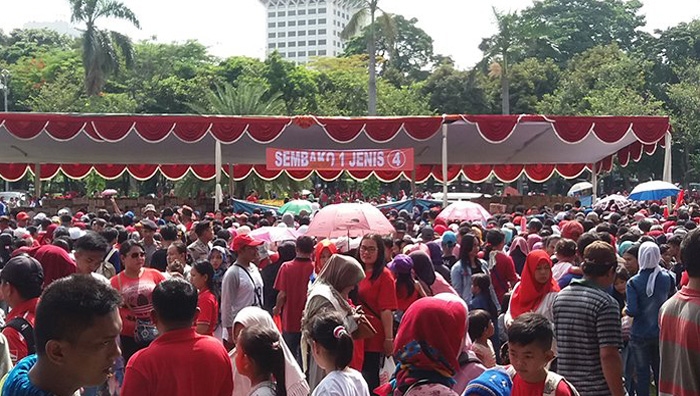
[{"left": 3, "top": 317, "right": 35, "bottom": 355}]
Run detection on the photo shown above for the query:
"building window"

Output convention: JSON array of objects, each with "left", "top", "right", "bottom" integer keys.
[
  {"left": 298, "top": 20, "right": 306, "bottom": 26},
  {"left": 268, "top": 22, "right": 276, "bottom": 28},
  {"left": 278, "top": 21, "right": 285, "bottom": 27},
  {"left": 319, "top": 29, "right": 326, "bottom": 34},
  {"left": 308, "top": 29, "right": 316, "bottom": 35},
  {"left": 268, "top": 11, "right": 276, "bottom": 17},
  {"left": 309, "top": 19, "right": 316, "bottom": 25},
  {"left": 289, "top": 20, "right": 296, "bottom": 26},
  {"left": 279, "top": 52, "right": 285, "bottom": 57},
  {"left": 309, "top": 50, "right": 317, "bottom": 56},
  {"left": 319, "top": 39, "right": 327, "bottom": 45},
  {"left": 309, "top": 8, "right": 316, "bottom": 14},
  {"left": 319, "top": 50, "right": 327, "bottom": 55},
  {"left": 277, "top": 11, "right": 285, "bottom": 17},
  {"left": 278, "top": 32, "right": 286, "bottom": 37},
  {"left": 289, "top": 51, "right": 296, "bottom": 57},
  {"left": 318, "top": 8, "right": 326, "bottom": 13},
  {"left": 298, "top": 30, "right": 306, "bottom": 36},
  {"left": 268, "top": 43, "right": 276, "bottom": 48},
  {"left": 298, "top": 51, "right": 306, "bottom": 56},
  {"left": 289, "top": 31, "right": 296, "bottom": 37},
  {"left": 318, "top": 18, "right": 326, "bottom": 24},
  {"left": 268, "top": 33, "right": 276, "bottom": 38},
  {"left": 309, "top": 40, "right": 316, "bottom": 45},
  {"left": 278, "top": 42, "right": 286, "bottom": 47},
  {"left": 298, "top": 41, "right": 306, "bottom": 46},
  {"left": 288, "top": 41, "right": 296, "bottom": 47},
  {"left": 298, "top": 9, "right": 306, "bottom": 15}
]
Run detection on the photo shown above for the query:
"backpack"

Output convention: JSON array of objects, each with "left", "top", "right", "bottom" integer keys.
[
  {"left": 505, "top": 365, "right": 581, "bottom": 396},
  {"left": 2, "top": 317, "right": 35, "bottom": 355}
]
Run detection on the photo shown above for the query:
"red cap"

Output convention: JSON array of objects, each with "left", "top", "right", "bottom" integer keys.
[
  {"left": 16, "top": 212, "right": 29, "bottom": 221},
  {"left": 233, "top": 234, "right": 264, "bottom": 252}
]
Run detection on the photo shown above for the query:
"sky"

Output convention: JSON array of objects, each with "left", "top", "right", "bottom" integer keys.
[{"left": 3, "top": 0, "right": 700, "bottom": 69}]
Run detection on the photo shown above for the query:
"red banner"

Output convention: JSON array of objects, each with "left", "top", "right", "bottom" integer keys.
[{"left": 266, "top": 148, "right": 414, "bottom": 171}]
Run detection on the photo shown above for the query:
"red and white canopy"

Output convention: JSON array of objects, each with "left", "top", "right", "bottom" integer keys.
[{"left": 0, "top": 113, "right": 670, "bottom": 182}]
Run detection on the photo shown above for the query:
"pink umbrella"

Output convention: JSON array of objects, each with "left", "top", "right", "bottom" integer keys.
[
  {"left": 437, "top": 201, "right": 492, "bottom": 223},
  {"left": 249, "top": 226, "right": 299, "bottom": 243},
  {"left": 306, "top": 203, "right": 395, "bottom": 238}
]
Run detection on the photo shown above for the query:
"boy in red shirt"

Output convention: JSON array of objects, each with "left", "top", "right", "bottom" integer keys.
[
  {"left": 0, "top": 255, "right": 43, "bottom": 364},
  {"left": 508, "top": 313, "right": 578, "bottom": 396},
  {"left": 273, "top": 235, "right": 315, "bottom": 365},
  {"left": 121, "top": 278, "right": 233, "bottom": 396}
]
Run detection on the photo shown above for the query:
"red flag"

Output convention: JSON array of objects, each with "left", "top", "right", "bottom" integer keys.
[{"left": 676, "top": 189, "right": 685, "bottom": 211}]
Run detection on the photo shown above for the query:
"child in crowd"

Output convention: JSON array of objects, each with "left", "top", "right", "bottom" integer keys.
[
  {"left": 468, "top": 309, "right": 497, "bottom": 368},
  {"left": 190, "top": 259, "right": 218, "bottom": 336},
  {"left": 507, "top": 313, "right": 578, "bottom": 395},
  {"left": 309, "top": 311, "right": 370, "bottom": 396},
  {"left": 610, "top": 265, "right": 635, "bottom": 396},
  {"left": 236, "top": 325, "right": 288, "bottom": 396}
]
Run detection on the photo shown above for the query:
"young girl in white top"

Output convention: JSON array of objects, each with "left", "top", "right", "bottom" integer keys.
[
  {"left": 310, "top": 311, "right": 370, "bottom": 396},
  {"left": 236, "top": 325, "right": 288, "bottom": 396}
]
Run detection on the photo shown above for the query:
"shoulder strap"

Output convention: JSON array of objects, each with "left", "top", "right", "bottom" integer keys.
[
  {"left": 357, "top": 296, "right": 381, "bottom": 319},
  {"left": 4, "top": 317, "right": 35, "bottom": 355},
  {"left": 236, "top": 263, "right": 261, "bottom": 307},
  {"left": 543, "top": 371, "right": 580, "bottom": 396},
  {"left": 105, "top": 248, "right": 116, "bottom": 263}
]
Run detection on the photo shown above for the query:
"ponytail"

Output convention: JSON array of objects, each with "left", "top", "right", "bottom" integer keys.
[
  {"left": 239, "top": 325, "right": 288, "bottom": 396},
  {"left": 310, "top": 311, "right": 354, "bottom": 370}
]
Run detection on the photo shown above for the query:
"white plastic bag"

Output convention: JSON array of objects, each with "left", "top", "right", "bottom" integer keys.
[{"left": 379, "top": 356, "right": 396, "bottom": 385}]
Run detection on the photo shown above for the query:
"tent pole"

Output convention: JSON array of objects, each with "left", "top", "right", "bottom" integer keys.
[
  {"left": 215, "top": 141, "right": 222, "bottom": 211},
  {"left": 34, "top": 163, "right": 42, "bottom": 201},
  {"left": 664, "top": 132, "right": 673, "bottom": 208},
  {"left": 442, "top": 123, "right": 448, "bottom": 208},
  {"left": 591, "top": 165, "right": 598, "bottom": 205},
  {"left": 411, "top": 168, "right": 416, "bottom": 204},
  {"left": 229, "top": 164, "right": 235, "bottom": 200}
]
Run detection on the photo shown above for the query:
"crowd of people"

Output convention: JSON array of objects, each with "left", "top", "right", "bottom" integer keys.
[{"left": 0, "top": 198, "right": 697, "bottom": 396}]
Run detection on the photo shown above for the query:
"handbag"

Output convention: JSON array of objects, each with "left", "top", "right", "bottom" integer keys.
[
  {"left": 352, "top": 313, "right": 377, "bottom": 339},
  {"left": 118, "top": 273, "right": 159, "bottom": 344}
]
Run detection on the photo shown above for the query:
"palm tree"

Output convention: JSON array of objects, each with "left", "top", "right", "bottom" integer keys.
[
  {"left": 479, "top": 9, "right": 519, "bottom": 115},
  {"left": 188, "top": 82, "right": 285, "bottom": 116},
  {"left": 342, "top": 0, "right": 395, "bottom": 116},
  {"left": 68, "top": 0, "right": 140, "bottom": 96}
]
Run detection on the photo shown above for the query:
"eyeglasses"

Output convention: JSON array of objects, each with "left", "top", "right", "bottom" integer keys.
[
  {"left": 130, "top": 252, "right": 146, "bottom": 259},
  {"left": 359, "top": 246, "right": 377, "bottom": 253}
]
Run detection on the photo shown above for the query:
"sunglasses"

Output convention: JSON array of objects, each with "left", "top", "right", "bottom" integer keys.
[{"left": 130, "top": 252, "right": 146, "bottom": 259}]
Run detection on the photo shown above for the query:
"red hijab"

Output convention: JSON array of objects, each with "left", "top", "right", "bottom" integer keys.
[
  {"left": 39, "top": 224, "right": 58, "bottom": 245},
  {"left": 509, "top": 250, "right": 560, "bottom": 318},
  {"left": 314, "top": 239, "right": 337, "bottom": 273}
]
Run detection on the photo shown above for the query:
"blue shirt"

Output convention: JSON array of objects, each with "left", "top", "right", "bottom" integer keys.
[
  {"left": 626, "top": 268, "right": 675, "bottom": 340},
  {"left": 1, "top": 355, "right": 53, "bottom": 396}
]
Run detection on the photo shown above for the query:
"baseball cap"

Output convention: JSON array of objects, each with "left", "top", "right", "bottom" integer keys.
[
  {"left": 232, "top": 234, "right": 264, "bottom": 252},
  {"left": 16, "top": 212, "right": 29, "bottom": 222},
  {"left": 140, "top": 219, "right": 158, "bottom": 231},
  {"left": 441, "top": 231, "right": 457, "bottom": 246},
  {"left": 0, "top": 255, "right": 44, "bottom": 292}
]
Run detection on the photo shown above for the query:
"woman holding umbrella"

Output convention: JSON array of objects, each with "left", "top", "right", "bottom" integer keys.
[{"left": 356, "top": 233, "right": 397, "bottom": 394}]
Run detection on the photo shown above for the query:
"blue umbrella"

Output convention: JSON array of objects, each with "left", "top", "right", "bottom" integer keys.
[{"left": 629, "top": 180, "right": 680, "bottom": 201}]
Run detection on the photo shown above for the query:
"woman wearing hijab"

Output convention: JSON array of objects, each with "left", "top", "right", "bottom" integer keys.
[
  {"left": 410, "top": 251, "right": 456, "bottom": 297},
  {"left": 302, "top": 254, "right": 366, "bottom": 390},
  {"left": 375, "top": 295, "right": 468, "bottom": 396},
  {"left": 231, "top": 306, "right": 310, "bottom": 396},
  {"left": 426, "top": 242, "right": 451, "bottom": 284},
  {"left": 509, "top": 237, "right": 529, "bottom": 275},
  {"left": 626, "top": 241, "right": 675, "bottom": 396},
  {"left": 505, "top": 250, "right": 560, "bottom": 328},
  {"left": 314, "top": 239, "right": 338, "bottom": 275}
]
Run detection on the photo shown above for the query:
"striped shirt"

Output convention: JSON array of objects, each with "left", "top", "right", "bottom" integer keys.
[
  {"left": 658, "top": 285, "right": 700, "bottom": 396},
  {"left": 553, "top": 279, "right": 622, "bottom": 396}
]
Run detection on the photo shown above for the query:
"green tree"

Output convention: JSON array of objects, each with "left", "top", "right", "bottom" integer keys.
[
  {"left": 0, "top": 28, "right": 76, "bottom": 64},
  {"left": 344, "top": 14, "right": 434, "bottom": 86},
  {"left": 342, "top": 0, "right": 395, "bottom": 115},
  {"left": 68, "top": 0, "right": 140, "bottom": 95},
  {"left": 420, "top": 61, "right": 497, "bottom": 114},
  {"left": 667, "top": 63, "right": 700, "bottom": 186},
  {"left": 479, "top": 9, "right": 519, "bottom": 114},
  {"left": 264, "top": 52, "right": 319, "bottom": 115},
  {"left": 189, "top": 82, "right": 284, "bottom": 116}
]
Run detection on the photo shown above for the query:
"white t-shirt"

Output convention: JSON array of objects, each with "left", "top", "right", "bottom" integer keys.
[{"left": 311, "top": 368, "right": 370, "bottom": 396}]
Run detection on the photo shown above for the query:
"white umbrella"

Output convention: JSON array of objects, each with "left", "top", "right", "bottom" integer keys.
[
  {"left": 593, "top": 194, "right": 632, "bottom": 211},
  {"left": 436, "top": 201, "right": 492, "bottom": 223},
  {"left": 629, "top": 181, "right": 680, "bottom": 201},
  {"left": 567, "top": 182, "right": 593, "bottom": 196}
]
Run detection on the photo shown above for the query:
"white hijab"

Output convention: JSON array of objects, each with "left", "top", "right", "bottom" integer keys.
[
  {"left": 638, "top": 241, "right": 662, "bottom": 297},
  {"left": 230, "top": 307, "right": 310, "bottom": 396}
]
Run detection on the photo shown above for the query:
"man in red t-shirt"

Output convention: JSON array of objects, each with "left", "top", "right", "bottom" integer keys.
[
  {"left": 273, "top": 235, "right": 315, "bottom": 365},
  {"left": 0, "top": 255, "right": 44, "bottom": 364},
  {"left": 122, "top": 278, "right": 233, "bottom": 396}
]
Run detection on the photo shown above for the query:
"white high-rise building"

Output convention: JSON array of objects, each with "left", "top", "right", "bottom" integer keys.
[{"left": 260, "top": 0, "right": 362, "bottom": 64}]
